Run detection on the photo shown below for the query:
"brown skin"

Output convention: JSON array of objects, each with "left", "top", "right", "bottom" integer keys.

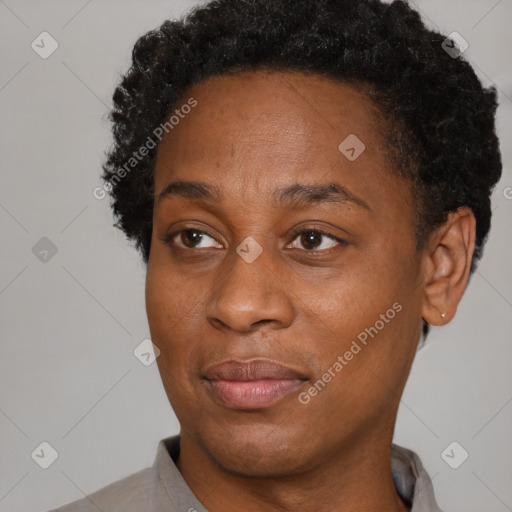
[{"left": 145, "top": 69, "right": 475, "bottom": 512}]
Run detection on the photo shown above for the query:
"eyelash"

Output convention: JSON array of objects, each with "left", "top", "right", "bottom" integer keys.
[{"left": 161, "top": 226, "right": 348, "bottom": 254}]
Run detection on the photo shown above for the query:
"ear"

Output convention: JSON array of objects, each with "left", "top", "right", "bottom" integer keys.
[{"left": 421, "top": 207, "right": 476, "bottom": 326}]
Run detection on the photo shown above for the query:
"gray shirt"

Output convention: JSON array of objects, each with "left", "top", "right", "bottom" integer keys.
[{"left": 48, "top": 436, "right": 443, "bottom": 512}]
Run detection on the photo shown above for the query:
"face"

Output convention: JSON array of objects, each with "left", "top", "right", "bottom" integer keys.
[{"left": 146, "top": 69, "right": 426, "bottom": 477}]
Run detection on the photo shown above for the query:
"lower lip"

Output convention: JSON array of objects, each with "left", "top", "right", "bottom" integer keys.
[{"left": 206, "top": 378, "right": 306, "bottom": 409}]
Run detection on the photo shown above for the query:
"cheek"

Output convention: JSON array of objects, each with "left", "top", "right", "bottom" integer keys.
[
  {"left": 303, "top": 246, "right": 420, "bottom": 388},
  {"left": 145, "top": 262, "right": 204, "bottom": 375},
  {"left": 297, "top": 298, "right": 414, "bottom": 437},
  {"left": 146, "top": 268, "right": 208, "bottom": 420}
]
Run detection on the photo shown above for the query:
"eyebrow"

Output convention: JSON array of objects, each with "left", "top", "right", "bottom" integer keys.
[{"left": 157, "top": 180, "right": 370, "bottom": 210}]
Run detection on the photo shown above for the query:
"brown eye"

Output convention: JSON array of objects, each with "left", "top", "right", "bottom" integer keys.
[
  {"left": 300, "top": 231, "right": 323, "bottom": 250},
  {"left": 181, "top": 229, "right": 203, "bottom": 248},
  {"left": 163, "top": 228, "right": 223, "bottom": 250},
  {"left": 288, "top": 229, "right": 345, "bottom": 252}
]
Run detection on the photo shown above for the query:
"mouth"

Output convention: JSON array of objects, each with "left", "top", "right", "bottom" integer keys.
[{"left": 202, "top": 359, "right": 308, "bottom": 410}]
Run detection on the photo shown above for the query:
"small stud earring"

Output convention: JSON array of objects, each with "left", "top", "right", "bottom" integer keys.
[{"left": 441, "top": 312, "right": 446, "bottom": 319}]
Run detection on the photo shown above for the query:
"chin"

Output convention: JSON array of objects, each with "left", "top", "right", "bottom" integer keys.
[{"left": 198, "top": 426, "right": 312, "bottom": 479}]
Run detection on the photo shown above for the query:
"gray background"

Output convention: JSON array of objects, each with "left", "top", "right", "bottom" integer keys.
[{"left": 0, "top": 1, "right": 511, "bottom": 511}]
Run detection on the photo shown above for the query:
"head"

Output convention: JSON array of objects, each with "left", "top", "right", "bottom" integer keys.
[{"left": 102, "top": 0, "right": 501, "bottom": 477}]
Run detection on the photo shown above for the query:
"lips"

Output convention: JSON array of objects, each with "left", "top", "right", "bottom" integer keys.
[
  {"left": 204, "top": 359, "right": 306, "bottom": 381},
  {"left": 203, "top": 359, "right": 308, "bottom": 409}
]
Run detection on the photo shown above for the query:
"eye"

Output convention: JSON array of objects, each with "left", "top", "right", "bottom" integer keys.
[
  {"left": 162, "top": 227, "right": 348, "bottom": 253},
  {"left": 163, "top": 228, "right": 223, "bottom": 250},
  {"left": 287, "top": 229, "right": 347, "bottom": 252}
]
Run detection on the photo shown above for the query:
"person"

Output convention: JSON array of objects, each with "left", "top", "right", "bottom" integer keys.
[{"left": 49, "top": 0, "right": 502, "bottom": 510}]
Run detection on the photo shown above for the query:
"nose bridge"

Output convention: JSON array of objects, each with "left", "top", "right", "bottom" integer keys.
[{"left": 204, "top": 239, "right": 294, "bottom": 332}]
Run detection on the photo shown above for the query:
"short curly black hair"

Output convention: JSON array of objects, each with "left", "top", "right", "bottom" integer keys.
[{"left": 102, "top": 0, "right": 502, "bottom": 300}]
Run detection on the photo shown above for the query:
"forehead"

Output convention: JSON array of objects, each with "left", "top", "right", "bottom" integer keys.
[
  {"left": 154, "top": 69, "right": 403, "bottom": 208},
  {"left": 158, "top": 70, "right": 385, "bottom": 158}
]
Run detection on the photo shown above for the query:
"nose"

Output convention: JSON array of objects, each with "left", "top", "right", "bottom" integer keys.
[{"left": 204, "top": 242, "right": 295, "bottom": 333}]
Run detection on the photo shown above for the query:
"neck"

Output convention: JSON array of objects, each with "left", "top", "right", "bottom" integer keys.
[{"left": 176, "top": 422, "right": 411, "bottom": 512}]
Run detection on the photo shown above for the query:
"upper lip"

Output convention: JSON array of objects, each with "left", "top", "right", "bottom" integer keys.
[{"left": 203, "top": 359, "right": 307, "bottom": 381}]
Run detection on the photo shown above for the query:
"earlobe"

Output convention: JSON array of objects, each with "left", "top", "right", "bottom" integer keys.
[{"left": 421, "top": 207, "right": 476, "bottom": 326}]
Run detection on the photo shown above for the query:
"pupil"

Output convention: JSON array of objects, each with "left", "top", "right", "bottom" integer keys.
[
  {"left": 301, "top": 231, "right": 320, "bottom": 249},
  {"left": 182, "top": 230, "right": 201, "bottom": 247}
]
